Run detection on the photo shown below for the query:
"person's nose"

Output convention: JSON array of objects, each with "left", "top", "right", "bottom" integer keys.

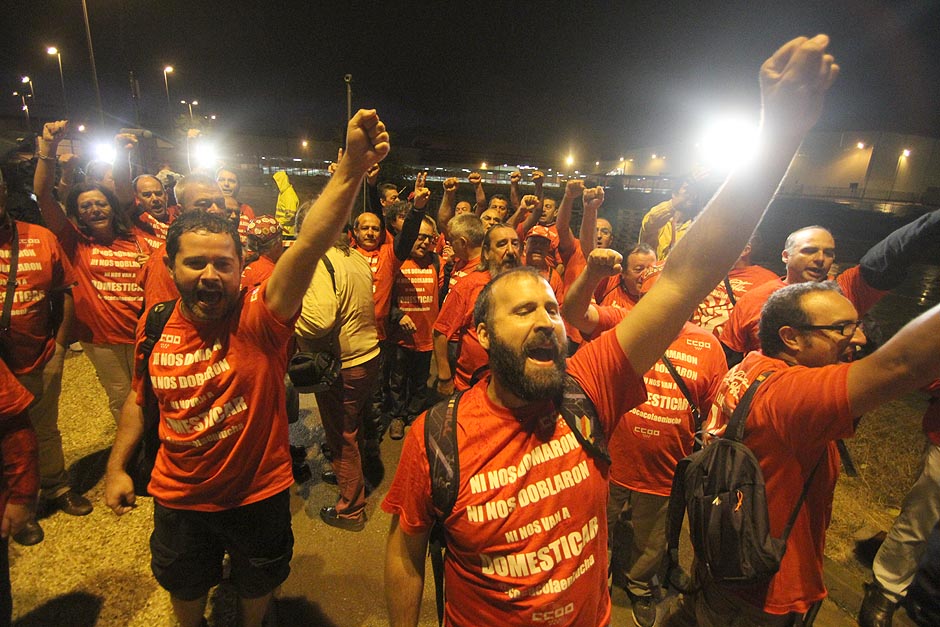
[{"left": 850, "top": 324, "right": 867, "bottom": 348}]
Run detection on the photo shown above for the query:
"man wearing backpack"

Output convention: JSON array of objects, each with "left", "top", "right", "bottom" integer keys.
[
  {"left": 661, "top": 280, "right": 940, "bottom": 626},
  {"left": 103, "top": 110, "right": 390, "bottom": 627},
  {"left": 383, "top": 35, "right": 841, "bottom": 627}
]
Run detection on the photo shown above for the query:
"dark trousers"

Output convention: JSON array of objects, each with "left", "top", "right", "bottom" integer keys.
[
  {"left": 314, "top": 356, "right": 380, "bottom": 513},
  {"left": 387, "top": 345, "right": 432, "bottom": 424}
]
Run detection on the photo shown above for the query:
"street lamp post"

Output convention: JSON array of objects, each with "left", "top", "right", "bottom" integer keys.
[
  {"left": 80, "top": 0, "right": 104, "bottom": 125},
  {"left": 13, "top": 92, "right": 30, "bottom": 129},
  {"left": 180, "top": 100, "right": 198, "bottom": 122},
  {"left": 163, "top": 66, "right": 173, "bottom": 106},
  {"left": 47, "top": 47, "right": 69, "bottom": 115},
  {"left": 21, "top": 76, "right": 35, "bottom": 100}
]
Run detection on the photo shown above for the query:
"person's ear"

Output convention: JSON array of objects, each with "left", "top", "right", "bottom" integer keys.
[
  {"left": 778, "top": 325, "right": 802, "bottom": 351},
  {"left": 477, "top": 322, "right": 490, "bottom": 351}
]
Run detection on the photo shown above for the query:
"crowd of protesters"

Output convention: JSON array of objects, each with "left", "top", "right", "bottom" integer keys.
[{"left": 0, "top": 33, "right": 939, "bottom": 627}]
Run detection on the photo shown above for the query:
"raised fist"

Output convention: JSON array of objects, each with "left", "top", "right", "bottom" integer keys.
[
  {"left": 468, "top": 172, "right": 482, "bottom": 186},
  {"left": 366, "top": 162, "right": 380, "bottom": 185},
  {"left": 342, "top": 109, "right": 390, "bottom": 175},
  {"left": 115, "top": 133, "right": 138, "bottom": 152},
  {"left": 510, "top": 171, "right": 522, "bottom": 184},
  {"left": 41, "top": 120, "right": 69, "bottom": 144},
  {"left": 586, "top": 248, "right": 623, "bottom": 276},
  {"left": 564, "top": 179, "right": 584, "bottom": 199},
  {"left": 583, "top": 186, "right": 605, "bottom": 212},
  {"left": 759, "top": 35, "right": 839, "bottom": 137},
  {"left": 519, "top": 194, "right": 540, "bottom": 212},
  {"left": 442, "top": 177, "right": 458, "bottom": 193}
]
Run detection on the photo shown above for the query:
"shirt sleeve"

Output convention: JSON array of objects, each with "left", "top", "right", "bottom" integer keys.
[
  {"left": 381, "top": 413, "right": 436, "bottom": 533},
  {"left": 837, "top": 265, "right": 887, "bottom": 318},
  {"left": 433, "top": 281, "right": 468, "bottom": 338},
  {"left": 566, "top": 328, "right": 648, "bottom": 435}
]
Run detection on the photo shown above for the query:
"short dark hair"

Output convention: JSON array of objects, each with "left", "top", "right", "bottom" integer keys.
[
  {"left": 378, "top": 183, "right": 398, "bottom": 198},
  {"left": 383, "top": 200, "right": 410, "bottom": 224},
  {"left": 166, "top": 211, "right": 242, "bottom": 265},
  {"left": 489, "top": 193, "right": 509, "bottom": 206},
  {"left": 473, "top": 266, "right": 544, "bottom": 328},
  {"left": 758, "top": 281, "right": 843, "bottom": 356},
  {"left": 627, "top": 243, "right": 655, "bottom": 258},
  {"left": 65, "top": 183, "right": 133, "bottom": 238}
]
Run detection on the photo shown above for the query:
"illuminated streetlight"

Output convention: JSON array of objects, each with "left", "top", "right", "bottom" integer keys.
[
  {"left": 856, "top": 142, "right": 865, "bottom": 149},
  {"left": 180, "top": 99, "right": 198, "bottom": 122},
  {"left": 301, "top": 140, "right": 309, "bottom": 148},
  {"left": 47, "top": 47, "right": 69, "bottom": 114},
  {"left": 902, "top": 148, "right": 911, "bottom": 157},
  {"left": 13, "top": 92, "right": 30, "bottom": 128},
  {"left": 163, "top": 66, "right": 174, "bottom": 106},
  {"left": 481, "top": 161, "right": 487, "bottom": 169},
  {"left": 77, "top": 124, "right": 86, "bottom": 132},
  {"left": 565, "top": 155, "right": 574, "bottom": 167}
]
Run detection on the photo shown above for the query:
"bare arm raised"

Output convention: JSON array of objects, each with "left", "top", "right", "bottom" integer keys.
[
  {"left": 615, "top": 35, "right": 839, "bottom": 374},
  {"left": 33, "top": 121, "right": 72, "bottom": 238},
  {"left": 265, "top": 110, "right": 390, "bottom": 321}
]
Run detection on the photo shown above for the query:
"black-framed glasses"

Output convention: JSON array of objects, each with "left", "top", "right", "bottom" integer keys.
[{"left": 794, "top": 320, "right": 862, "bottom": 337}]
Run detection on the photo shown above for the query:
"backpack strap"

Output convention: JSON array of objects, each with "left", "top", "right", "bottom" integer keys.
[
  {"left": 1, "top": 220, "right": 19, "bottom": 335},
  {"left": 425, "top": 392, "right": 464, "bottom": 627},
  {"left": 661, "top": 355, "right": 703, "bottom": 450},
  {"left": 725, "top": 370, "right": 773, "bottom": 442},
  {"left": 665, "top": 455, "right": 699, "bottom": 594},
  {"left": 557, "top": 374, "right": 610, "bottom": 465},
  {"left": 321, "top": 255, "right": 337, "bottom": 293},
  {"left": 723, "top": 275, "right": 737, "bottom": 306}
]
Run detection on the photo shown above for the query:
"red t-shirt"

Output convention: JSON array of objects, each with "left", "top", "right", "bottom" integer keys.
[
  {"left": 433, "top": 269, "right": 491, "bottom": 390},
  {"left": 592, "top": 311, "right": 727, "bottom": 494},
  {"left": 708, "top": 352, "right": 854, "bottom": 614},
  {"left": 643, "top": 262, "right": 778, "bottom": 337},
  {"left": 594, "top": 275, "right": 640, "bottom": 310},
  {"left": 353, "top": 240, "right": 402, "bottom": 341},
  {"left": 240, "top": 255, "right": 276, "bottom": 289},
  {"left": 382, "top": 329, "right": 647, "bottom": 627},
  {"left": 0, "top": 358, "right": 33, "bottom": 416},
  {"left": 720, "top": 266, "right": 887, "bottom": 354},
  {"left": 0, "top": 357, "right": 39, "bottom": 513},
  {"left": 131, "top": 207, "right": 178, "bottom": 250},
  {"left": 58, "top": 222, "right": 151, "bottom": 344},
  {"left": 134, "top": 283, "right": 295, "bottom": 511},
  {"left": 137, "top": 243, "right": 180, "bottom": 308},
  {"left": 449, "top": 254, "right": 481, "bottom": 292},
  {"left": 1, "top": 221, "right": 76, "bottom": 375},
  {"left": 391, "top": 257, "right": 441, "bottom": 352}
]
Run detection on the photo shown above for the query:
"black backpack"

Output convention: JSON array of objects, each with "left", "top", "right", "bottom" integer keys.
[
  {"left": 128, "top": 299, "right": 177, "bottom": 496},
  {"left": 665, "top": 371, "right": 823, "bottom": 589},
  {"left": 423, "top": 374, "right": 609, "bottom": 625}
]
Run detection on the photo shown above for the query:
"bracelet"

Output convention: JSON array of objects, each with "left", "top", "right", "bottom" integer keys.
[
  {"left": 438, "top": 375, "right": 453, "bottom": 382},
  {"left": 37, "top": 153, "right": 57, "bottom": 162}
]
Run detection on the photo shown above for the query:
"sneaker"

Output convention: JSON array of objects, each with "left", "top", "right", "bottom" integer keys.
[
  {"left": 389, "top": 418, "right": 406, "bottom": 440},
  {"left": 12, "top": 520, "right": 44, "bottom": 546},
  {"left": 53, "top": 490, "right": 93, "bottom": 516},
  {"left": 631, "top": 595, "right": 657, "bottom": 627},
  {"left": 319, "top": 505, "right": 366, "bottom": 532}
]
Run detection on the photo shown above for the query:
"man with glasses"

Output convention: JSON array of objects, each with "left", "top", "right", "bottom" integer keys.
[
  {"left": 664, "top": 280, "right": 940, "bottom": 625},
  {"left": 721, "top": 214, "right": 940, "bottom": 362}
]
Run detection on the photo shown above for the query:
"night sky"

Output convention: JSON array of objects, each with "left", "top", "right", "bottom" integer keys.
[{"left": 3, "top": 0, "right": 939, "bottom": 159}]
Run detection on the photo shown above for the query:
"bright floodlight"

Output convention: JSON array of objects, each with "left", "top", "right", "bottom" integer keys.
[
  {"left": 192, "top": 100, "right": 198, "bottom": 106},
  {"left": 92, "top": 141, "right": 116, "bottom": 164},
  {"left": 193, "top": 142, "right": 218, "bottom": 169},
  {"left": 481, "top": 161, "right": 487, "bottom": 169},
  {"left": 902, "top": 149, "right": 911, "bottom": 157},
  {"left": 301, "top": 140, "right": 308, "bottom": 148},
  {"left": 47, "top": 47, "right": 58, "bottom": 55},
  {"left": 856, "top": 142, "right": 865, "bottom": 149},
  {"left": 565, "top": 155, "right": 574, "bottom": 166},
  {"left": 77, "top": 124, "right": 86, "bottom": 132},
  {"left": 698, "top": 116, "right": 760, "bottom": 173},
  {"left": 164, "top": 66, "right": 174, "bottom": 73},
  {"left": 21, "top": 76, "right": 30, "bottom": 84}
]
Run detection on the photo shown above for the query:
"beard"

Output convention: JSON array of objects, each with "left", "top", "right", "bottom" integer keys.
[{"left": 488, "top": 327, "right": 566, "bottom": 402}]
